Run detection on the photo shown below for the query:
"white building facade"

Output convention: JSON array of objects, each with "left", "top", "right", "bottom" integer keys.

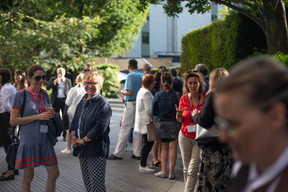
[{"left": 129, "top": 3, "right": 218, "bottom": 58}]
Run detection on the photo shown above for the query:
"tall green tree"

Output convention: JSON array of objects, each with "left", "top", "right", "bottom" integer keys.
[
  {"left": 137, "top": 0, "right": 288, "bottom": 54},
  {"left": 0, "top": 0, "right": 149, "bottom": 71}
]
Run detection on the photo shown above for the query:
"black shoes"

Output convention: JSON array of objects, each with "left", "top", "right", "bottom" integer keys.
[
  {"left": 108, "top": 154, "right": 123, "bottom": 160},
  {"left": 131, "top": 154, "right": 140, "bottom": 160},
  {"left": 0, "top": 174, "right": 14, "bottom": 181},
  {"left": 2, "top": 170, "right": 19, "bottom": 176}
]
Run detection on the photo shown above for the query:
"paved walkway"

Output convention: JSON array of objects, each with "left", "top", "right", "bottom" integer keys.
[{"left": 0, "top": 111, "right": 185, "bottom": 192}]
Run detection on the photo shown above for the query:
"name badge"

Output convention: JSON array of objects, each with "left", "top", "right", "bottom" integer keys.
[
  {"left": 40, "top": 125, "right": 48, "bottom": 133},
  {"left": 187, "top": 125, "right": 196, "bottom": 133}
]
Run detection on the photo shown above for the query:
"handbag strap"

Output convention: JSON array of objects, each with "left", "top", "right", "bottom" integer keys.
[
  {"left": 14, "top": 90, "right": 26, "bottom": 139},
  {"left": 189, "top": 92, "right": 201, "bottom": 124}
]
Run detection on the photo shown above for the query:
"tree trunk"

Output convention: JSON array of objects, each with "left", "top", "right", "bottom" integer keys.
[{"left": 263, "top": 0, "right": 288, "bottom": 54}]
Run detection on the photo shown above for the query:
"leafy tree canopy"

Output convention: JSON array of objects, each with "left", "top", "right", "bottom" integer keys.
[
  {"left": 136, "top": 0, "right": 288, "bottom": 54},
  {"left": 0, "top": 0, "right": 149, "bottom": 72}
]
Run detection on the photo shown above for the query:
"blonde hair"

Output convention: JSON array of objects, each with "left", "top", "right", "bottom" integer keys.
[
  {"left": 84, "top": 70, "right": 105, "bottom": 88},
  {"left": 208, "top": 68, "right": 229, "bottom": 94},
  {"left": 75, "top": 73, "right": 84, "bottom": 87}
]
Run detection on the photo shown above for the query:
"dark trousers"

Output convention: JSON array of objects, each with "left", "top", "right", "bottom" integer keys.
[
  {"left": 54, "top": 98, "right": 66, "bottom": 136},
  {"left": 0, "top": 112, "right": 14, "bottom": 170},
  {"left": 140, "top": 134, "right": 154, "bottom": 167}
]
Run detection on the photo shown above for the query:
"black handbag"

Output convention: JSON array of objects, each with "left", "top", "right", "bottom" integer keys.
[
  {"left": 6, "top": 90, "right": 26, "bottom": 169},
  {"left": 47, "top": 112, "right": 64, "bottom": 146}
]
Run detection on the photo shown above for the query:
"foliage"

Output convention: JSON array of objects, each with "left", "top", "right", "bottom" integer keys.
[
  {"left": 96, "top": 63, "right": 120, "bottom": 98},
  {"left": 136, "top": 0, "right": 288, "bottom": 54},
  {"left": 272, "top": 53, "right": 288, "bottom": 66},
  {"left": 181, "top": 11, "right": 267, "bottom": 71},
  {"left": 0, "top": 0, "right": 149, "bottom": 72}
]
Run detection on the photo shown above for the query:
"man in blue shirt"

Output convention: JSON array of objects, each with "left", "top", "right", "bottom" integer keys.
[{"left": 109, "top": 59, "right": 143, "bottom": 160}]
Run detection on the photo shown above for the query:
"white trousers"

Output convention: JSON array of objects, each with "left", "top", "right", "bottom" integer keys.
[{"left": 113, "top": 101, "right": 142, "bottom": 157}]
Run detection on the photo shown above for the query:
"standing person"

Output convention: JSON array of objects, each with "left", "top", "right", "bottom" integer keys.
[
  {"left": 134, "top": 74, "right": 155, "bottom": 172},
  {"left": 176, "top": 71, "right": 206, "bottom": 192},
  {"left": 14, "top": 70, "right": 28, "bottom": 91},
  {"left": 143, "top": 63, "right": 152, "bottom": 74},
  {"left": 191, "top": 68, "right": 233, "bottom": 192},
  {"left": 215, "top": 57, "right": 288, "bottom": 192},
  {"left": 108, "top": 59, "right": 143, "bottom": 160},
  {"left": 158, "top": 66, "right": 166, "bottom": 73},
  {"left": 46, "top": 67, "right": 72, "bottom": 141},
  {"left": 194, "top": 64, "right": 209, "bottom": 92},
  {"left": 153, "top": 72, "right": 182, "bottom": 180},
  {"left": 0, "top": 68, "right": 17, "bottom": 181},
  {"left": 84, "top": 64, "right": 92, "bottom": 73},
  {"left": 10, "top": 65, "right": 59, "bottom": 191},
  {"left": 170, "top": 68, "right": 183, "bottom": 94},
  {"left": 70, "top": 70, "right": 112, "bottom": 192},
  {"left": 151, "top": 72, "right": 162, "bottom": 167},
  {"left": 61, "top": 74, "right": 86, "bottom": 154}
]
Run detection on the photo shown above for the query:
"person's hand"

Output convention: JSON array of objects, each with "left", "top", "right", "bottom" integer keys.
[
  {"left": 118, "top": 87, "right": 122, "bottom": 93},
  {"left": 71, "top": 135, "right": 77, "bottom": 145},
  {"left": 74, "top": 138, "right": 86, "bottom": 146},
  {"left": 175, "top": 104, "right": 184, "bottom": 117},
  {"left": 38, "top": 111, "right": 53, "bottom": 121},
  {"left": 54, "top": 78, "right": 60, "bottom": 84},
  {"left": 192, "top": 109, "right": 199, "bottom": 116}
]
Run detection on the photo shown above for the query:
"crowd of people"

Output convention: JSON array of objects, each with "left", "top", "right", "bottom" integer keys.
[{"left": 0, "top": 56, "right": 287, "bottom": 192}]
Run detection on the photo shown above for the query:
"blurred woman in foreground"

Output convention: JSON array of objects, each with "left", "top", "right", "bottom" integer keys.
[{"left": 215, "top": 57, "right": 288, "bottom": 192}]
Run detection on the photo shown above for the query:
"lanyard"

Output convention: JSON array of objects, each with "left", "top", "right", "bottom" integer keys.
[
  {"left": 29, "top": 86, "right": 45, "bottom": 113},
  {"left": 189, "top": 92, "right": 201, "bottom": 123}
]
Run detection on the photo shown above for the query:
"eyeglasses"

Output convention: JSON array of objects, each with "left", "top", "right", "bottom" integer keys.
[
  {"left": 214, "top": 117, "right": 235, "bottom": 137},
  {"left": 31, "top": 75, "right": 46, "bottom": 81},
  {"left": 84, "top": 69, "right": 91, "bottom": 72},
  {"left": 84, "top": 81, "right": 97, "bottom": 86}
]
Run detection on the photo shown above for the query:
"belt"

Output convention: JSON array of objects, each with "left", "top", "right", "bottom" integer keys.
[{"left": 125, "top": 99, "right": 136, "bottom": 102}]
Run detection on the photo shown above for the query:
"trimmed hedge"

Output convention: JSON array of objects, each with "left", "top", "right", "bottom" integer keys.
[
  {"left": 181, "top": 11, "right": 267, "bottom": 71},
  {"left": 96, "top": 63, "right": 120, "bottom": 98}
]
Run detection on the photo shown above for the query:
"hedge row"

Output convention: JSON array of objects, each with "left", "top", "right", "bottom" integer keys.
[{"left": 181, "top": 11, "right": 267, "bottom": 71}]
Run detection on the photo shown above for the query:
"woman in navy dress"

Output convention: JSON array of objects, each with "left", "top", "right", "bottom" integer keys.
[{"left": 10, "top": 65, "right": 59, "bottom": 192}]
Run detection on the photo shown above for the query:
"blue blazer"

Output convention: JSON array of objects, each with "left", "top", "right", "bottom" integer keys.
[{"left": 70, "top": 92, "right": 112, "bottom": 158}]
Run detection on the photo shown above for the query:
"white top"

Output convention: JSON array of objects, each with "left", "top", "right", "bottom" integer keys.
[
  {"left": 0, "top": 83, "right": 17, "bottom": 113},
  {"left": 235, "top": 147, "right": 288, "bottom": 192},
  {"left": 134, "top": 87, "right": 154, "bottom": 134},
  {"left": 65, "top": 85, "right": 86, "bottom": 117}
]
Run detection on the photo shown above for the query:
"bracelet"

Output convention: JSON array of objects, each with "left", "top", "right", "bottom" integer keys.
[{"left": 82, "top": 138, "right": 87, "bottom": 145}]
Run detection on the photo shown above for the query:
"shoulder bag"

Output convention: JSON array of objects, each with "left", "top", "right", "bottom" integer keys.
[
  {"left": 195, "top": 124, "right": 219, "bottom": 143},
  {"left": 47, "top": 112, "right": 64, "bottom": 146},
  {"left": 6, "top": 90, "right": 26, "bottom": 168},
  {"left": 147, "top": 117, "right": 159, "bottom": 142}
]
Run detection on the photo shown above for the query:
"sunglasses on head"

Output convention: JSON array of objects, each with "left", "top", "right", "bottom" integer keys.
[{"left": 31, "top": 75, "right": 46, "bottom": 81}]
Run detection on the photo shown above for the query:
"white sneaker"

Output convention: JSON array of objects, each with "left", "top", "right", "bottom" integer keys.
[
  {"left": 61, "top": 148, "right": 72, "bottom": 154},
  {"left": 139, "top": 165, "right": 155, "bottom": 173}
]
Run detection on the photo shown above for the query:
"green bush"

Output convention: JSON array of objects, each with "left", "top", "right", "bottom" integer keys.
[
  {"left": 96, "top": 63, "right": 120, "bottom": 98},
  {"left": 181, "top": 11, "right": 267, "bottom": 71},
  {"left": 272, "top": 53, "right": 288, "bottom": 66}
]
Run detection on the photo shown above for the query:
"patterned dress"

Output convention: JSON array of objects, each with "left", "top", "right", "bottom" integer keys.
[{"left": 12, "top": 89, "right": 57, "bottom": 170}]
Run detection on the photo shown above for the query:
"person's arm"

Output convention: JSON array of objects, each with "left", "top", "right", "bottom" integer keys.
[
  {"left": 46, "top": 77, "right": 56, "bottom": 90},
  {"left": 85, "top": 101, "right": 112, "bottom": 142},
  {"left": 65, "top": 88, "right": 74, "bottom": 107},
  {"left": 143, "top": 91, "right": 153, "bottom": 117},
  {"left": 176, "top": 96, "right": 184, "bottom": 123},
  {"left": 1, "top": 87, "right": 14, "bottom": 113},
  {"left": 192, "top": 93, "right": 215, "bottom": 128},
  {"left": 120, "top": 89, "right": 133, "bottom": 96}
]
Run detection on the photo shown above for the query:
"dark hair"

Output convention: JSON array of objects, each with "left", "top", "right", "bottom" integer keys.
[
  {"left": 0, "top": 68, "right": 12, "bottom": 84},
  {"left": 14, "top": 70, "right": 27, "bottom": 90},
  {"left": 217, "top": 56, "right": 288, "bottom": 114},
  {"left": 169, "top": 68, "right": 177, "bottom": 77},
  {"left": 161, "top": 72, "right": 172, "bottom": 91},
  {"left": 184, "top": 71, "right": 206, "bottom": 94},
  {"left": 129, "top": 59, "right": 138, "bottom": 69},
  {"left": 27, "top": 65, "right": 45, "bottom": 78},
  {"left": 158, "top": 66, "right": 166, "bottom": 72},
  {"left": 153, "top": 72, "right": 162, "bottom": 90},
  {"left": 194, "top": 64, "right": 208, "bottom": 76},
  {"left": 142, "top": 74, "right": 155, "bottom": 88}
]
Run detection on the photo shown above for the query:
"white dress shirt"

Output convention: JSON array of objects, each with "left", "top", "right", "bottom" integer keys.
[{"left": 0, "top": 83, "right": 17, "bottom": 113}]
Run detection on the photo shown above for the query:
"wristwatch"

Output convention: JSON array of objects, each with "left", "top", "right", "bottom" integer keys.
[{"left": 82, "top": 138, "right": 87, "bottom": 145}]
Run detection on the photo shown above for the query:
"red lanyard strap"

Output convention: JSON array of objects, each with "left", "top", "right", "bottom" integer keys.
[{"left": 29, "top": 86, "right": 45, "bottom": 113}]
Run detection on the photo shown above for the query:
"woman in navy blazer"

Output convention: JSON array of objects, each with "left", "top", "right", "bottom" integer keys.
[{"left": 70, "top": 70, "right": 112, "bottom": 192}]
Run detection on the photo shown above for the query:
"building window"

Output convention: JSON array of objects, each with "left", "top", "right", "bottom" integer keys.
[{"left": 142, "top": 32, "right": 149, "bottom": 44}]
